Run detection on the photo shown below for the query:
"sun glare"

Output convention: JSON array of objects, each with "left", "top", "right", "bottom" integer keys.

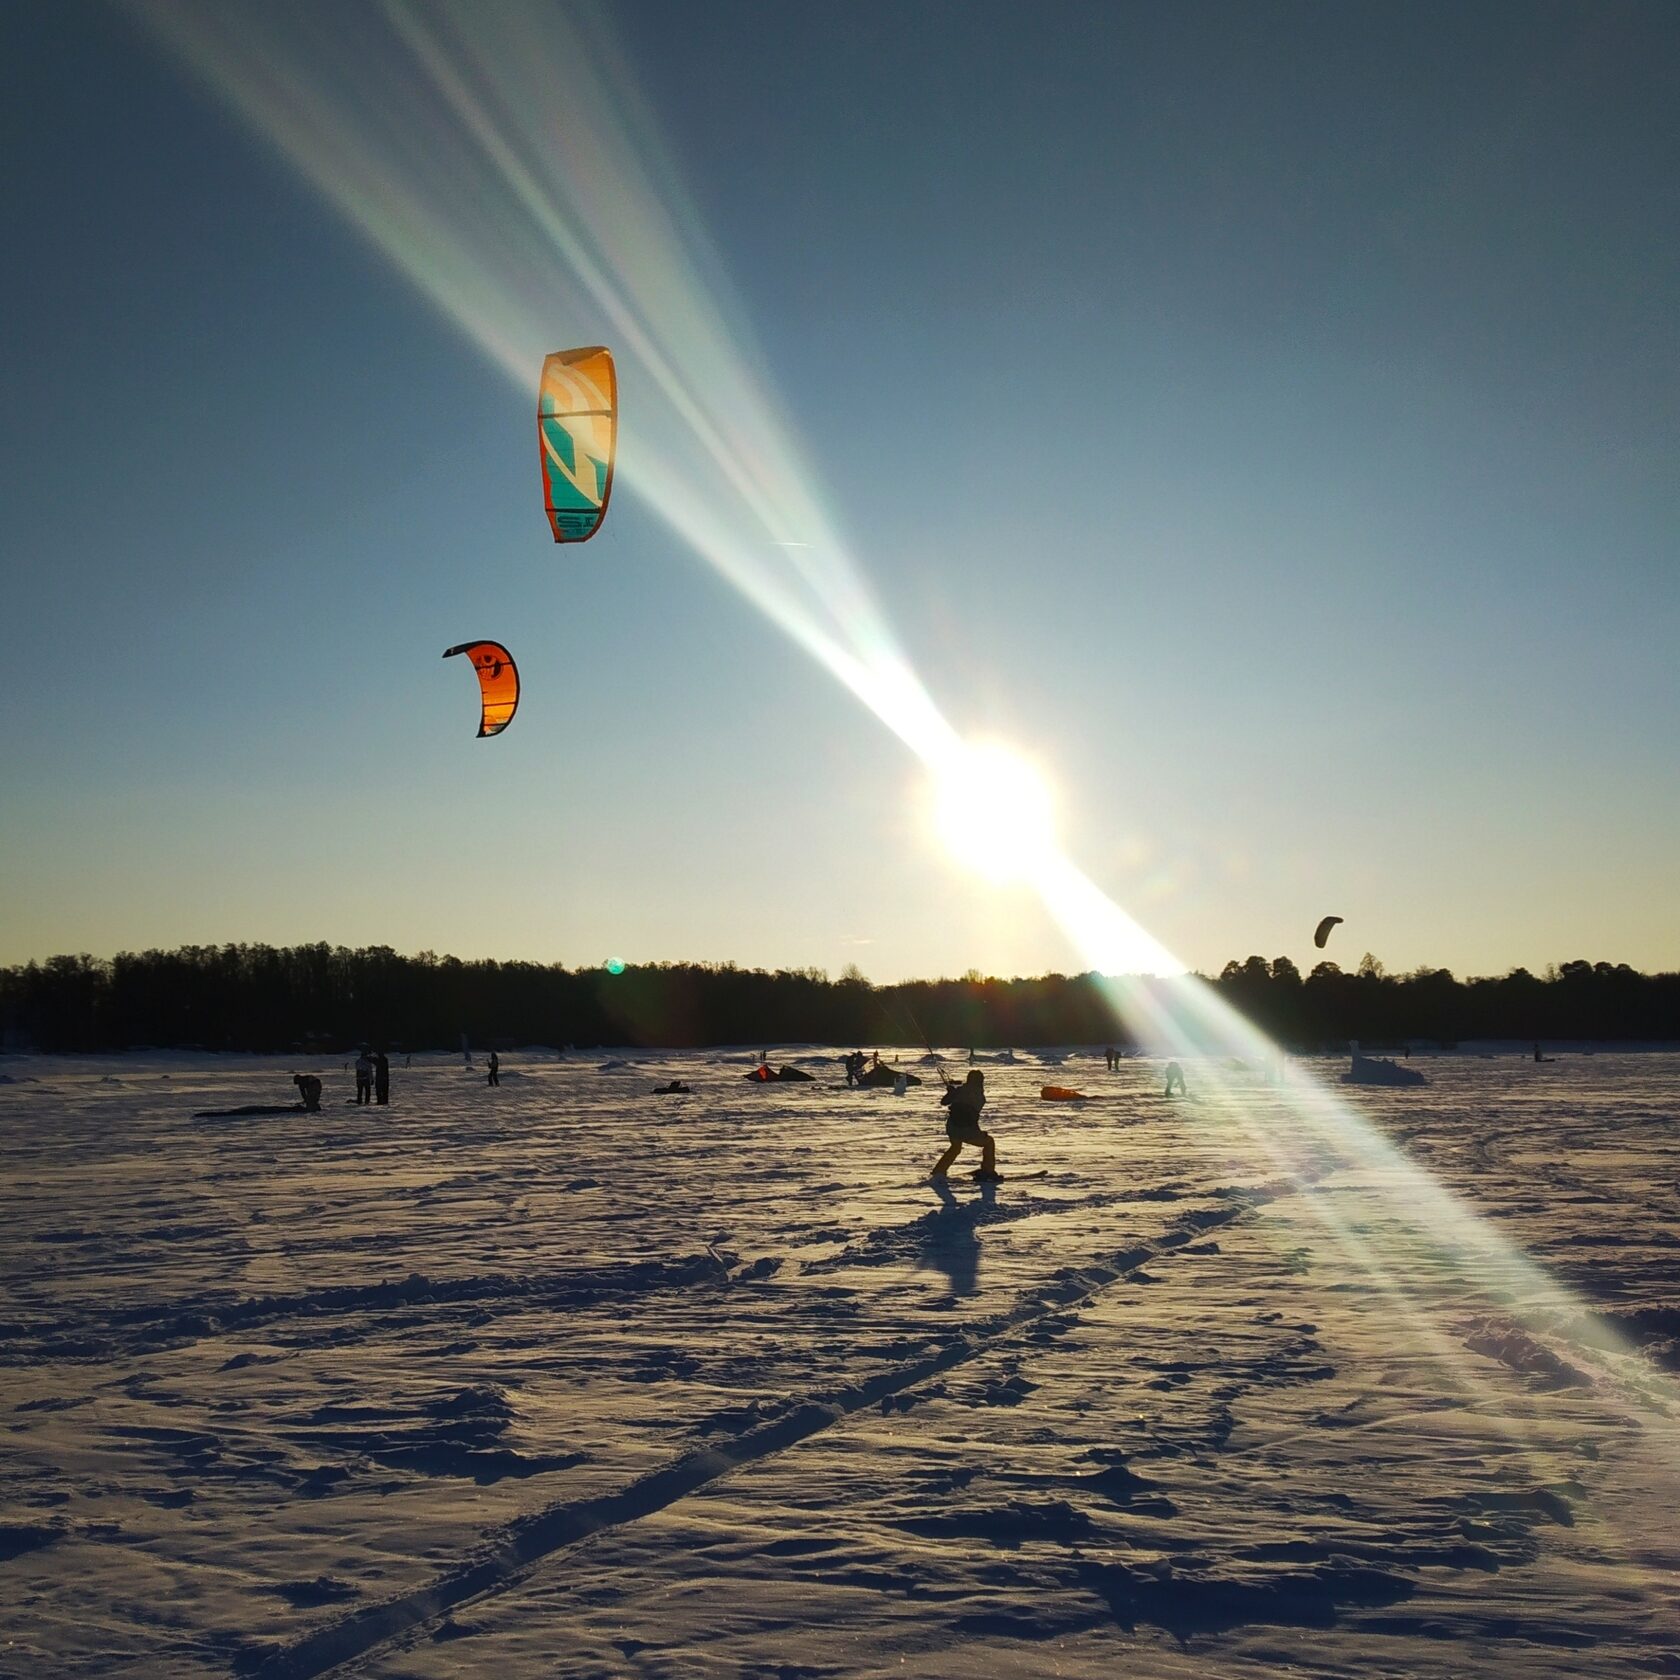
[
  {"left": 931, "top": 742, "right": 1059, "bottom": 886},
  {"left": 142, "top": 2, "right": 1680, "bottom": 1467}
]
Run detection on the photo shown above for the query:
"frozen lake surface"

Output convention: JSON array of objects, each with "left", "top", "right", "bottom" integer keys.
[{"left": 2, "top": 1049, "right": 1677, "bottom": 1677}]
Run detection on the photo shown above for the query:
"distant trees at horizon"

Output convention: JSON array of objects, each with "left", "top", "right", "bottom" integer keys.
[{"left": 2, "top": 943, "right": 1675, "bottom": 1054}]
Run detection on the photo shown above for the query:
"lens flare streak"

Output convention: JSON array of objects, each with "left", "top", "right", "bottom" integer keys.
[{"left": 139, "top": 0, "right": 1674, "bottom": 1464}]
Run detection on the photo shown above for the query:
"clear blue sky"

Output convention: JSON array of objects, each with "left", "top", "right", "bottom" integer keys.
[{"left": 1, "top": 0, "right": 1675, "bottom": 982}]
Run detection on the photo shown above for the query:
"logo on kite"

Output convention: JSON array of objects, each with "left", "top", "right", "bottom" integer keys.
[
  {"left": 442, "top": 641, "right": 520, "bottom": 738},
  {"left": 1313, "top": 915, "right": 1343, "bottom": 950},
  {"left": 539, "top": 346, "right": 617, "bottom": 543}
]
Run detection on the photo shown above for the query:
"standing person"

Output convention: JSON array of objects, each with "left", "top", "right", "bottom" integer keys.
[
  {"left": 1163, "top": 1060, "right": 1187, "bottom": 1097},
  {"left": 488, "top": 1049, "right": 500, "bottom": 1087},
  {"left": 354, "top": 1049, "right": 373, "bottom": 1105},
  {"left": 931, "top": 1070, "right": 997, "bottom": 1180},
  {"left": 373, "top": 1050, "right": 390, "bottom": 1106}
]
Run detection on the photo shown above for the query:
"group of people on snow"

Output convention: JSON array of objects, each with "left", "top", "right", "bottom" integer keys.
[
  {"left": 291, "top": 1046, "right": 508, "bottom": 1111},
  {"left": 353, "top": 1049, "right": 391, "bottom": 1105},
  {"left": 288, "top": 1043, "right": 1186, "bottom": 1180},
  {"left": 841, "top": 1049, "right": 884, "bottom": 1086}
]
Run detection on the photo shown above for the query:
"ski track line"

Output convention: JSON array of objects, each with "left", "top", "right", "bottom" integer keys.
[{"left": 238, "top": 1172, "right": 1320, "bottom": 1680}]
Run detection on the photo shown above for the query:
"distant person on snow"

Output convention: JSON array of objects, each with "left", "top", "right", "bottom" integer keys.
[
  {"left": 931, "top": 1070, "right": 998, "bottom": 1180},
  {"left": 1163, "top": 1060, "right": 1187, "bottom": 1097},
  {"left": 354, "top": 1050, "right": 373, "bottom": 1105},
  {"left": 488, "top": 1050, "right": 500, "bottom": 1087},
  {"left": 292, "top": 1073, "right": 322, "bottom": 1113},
  {"left": 373, "top": 1050, "right": 390, "bottom": 1106}
]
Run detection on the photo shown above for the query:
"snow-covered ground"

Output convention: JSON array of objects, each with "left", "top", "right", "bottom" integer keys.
[{"left": 1, "top": 1049, "right": 1676, "bottom": 1677}]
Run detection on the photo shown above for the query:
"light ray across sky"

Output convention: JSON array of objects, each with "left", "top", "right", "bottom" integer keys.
[{"left": 138, "top": 0, "right": 1678, "bottom": 1457}]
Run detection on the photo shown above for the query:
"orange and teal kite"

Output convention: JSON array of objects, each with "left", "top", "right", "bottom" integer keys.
[
  {"left": 443, "top": 641, "right": 520, "bottom": 738},
  {"left": 538, "top": 346, "right": 616, "bottom": 543}
]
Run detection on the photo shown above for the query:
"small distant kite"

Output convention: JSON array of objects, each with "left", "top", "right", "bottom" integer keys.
[
  {"left": 538, "top": 346, "right": 617, "bottom": 542},
  {"left": 443, "top": 641, "right": 519, "bottom": 738},
  {"left": 1313, "top": 915, "right": 1344, "bottom": 950}
]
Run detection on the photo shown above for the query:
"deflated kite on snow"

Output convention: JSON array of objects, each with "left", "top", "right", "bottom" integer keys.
[
  {"left": 1314, "top": 916, "right": 1344, "bottom": 950},
  {"left": 539, "top": 346, "right": 617, "bottom": 543},
  {"left": 443, "top": 641, "right": 519, "bottom": 738}
]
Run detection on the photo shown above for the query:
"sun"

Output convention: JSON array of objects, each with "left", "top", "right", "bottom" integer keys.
[{"left": 931, "top": 741, "right": 1060, "bottom": 886}]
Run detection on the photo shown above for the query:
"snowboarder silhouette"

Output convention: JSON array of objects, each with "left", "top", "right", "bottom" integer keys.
[{"left": 931, "top": 1069, "right": 997, "bottom": 1180}]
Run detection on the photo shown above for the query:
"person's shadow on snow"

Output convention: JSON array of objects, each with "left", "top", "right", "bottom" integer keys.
[{"left": 922, "top": 1177, "right": 996, "bottom": 1297}]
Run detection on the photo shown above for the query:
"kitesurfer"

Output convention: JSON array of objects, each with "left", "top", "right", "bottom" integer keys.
[
  {"left": 292, "top": 1073, "right": 322, "bottom": 1113},
  {"left": 488, "top": 1049, "right": 500, "bottom": 1087},
  {"left": 931, "top": 1070, "right": 998, "bottom": 1180},
  {"left": 1163, "top": 1060, "right": 1187, "bottom": 1097},
  {"left": 354, "top": 1049, "right": 373, "bottom": 1105},
  {"left": 373, "top": 1050, "right": 390, "bottom": 1106}
]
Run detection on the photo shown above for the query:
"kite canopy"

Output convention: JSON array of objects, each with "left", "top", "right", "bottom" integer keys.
[
  {"left": 1314, "top": 915, "right": 1344, "bottom": 950},
  {"left": 442, "top": 641, "right": 519, "bottom": 738},
  {"left": 538, "top": 346, "right": 617, "bottom": 543}
]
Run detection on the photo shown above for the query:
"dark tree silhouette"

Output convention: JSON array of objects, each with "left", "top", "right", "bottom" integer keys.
[{"left": 0, "top": 944, "right": 1674, "bottom": 1053}]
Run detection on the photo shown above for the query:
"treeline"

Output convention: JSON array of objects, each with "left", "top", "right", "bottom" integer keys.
[
  {"left": 1, "top": 944, "right": 1676, "bottom": 1054},
  {"left": 1211, "top": 954, "right": 1679, "bottom": 1046}
]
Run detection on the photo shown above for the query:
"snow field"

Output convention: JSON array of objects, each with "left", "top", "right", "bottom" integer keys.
[{"left": 1, "top": 1051, "right": 1677, "bottom": 1677}]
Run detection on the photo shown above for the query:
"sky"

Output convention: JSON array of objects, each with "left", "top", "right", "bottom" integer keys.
[{"left": 1, "top": 0, "right": 1676, "bottom": 985}]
